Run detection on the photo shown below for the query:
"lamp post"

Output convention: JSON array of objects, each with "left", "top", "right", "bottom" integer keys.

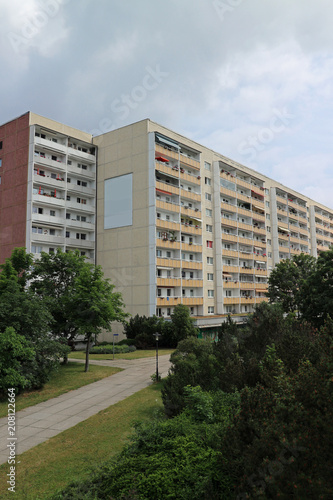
[
  {"left": 113, "top": 333, "right": 119, "bottom": 360},
  {"left": 155, "top": 332, "right": 161, "bottom": 382}
]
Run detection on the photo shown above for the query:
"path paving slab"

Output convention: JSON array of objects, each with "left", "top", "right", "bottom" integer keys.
[{"left": 0, "top": 355, "right": 171, "bottom": 464}]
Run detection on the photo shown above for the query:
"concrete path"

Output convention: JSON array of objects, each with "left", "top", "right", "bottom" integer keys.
[{"left": 0, "top": 354, "right": 171, "bottom": 465}]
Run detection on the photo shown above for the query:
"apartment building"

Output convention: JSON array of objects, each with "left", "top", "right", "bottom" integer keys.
[
  {"left": 0, "top": 112, "right": 96, "bottom": 265},
  {"left": 1, "top": 113, "right": 333, "bottom": 335}
]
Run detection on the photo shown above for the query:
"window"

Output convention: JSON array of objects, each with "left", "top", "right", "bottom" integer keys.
[
  {"left": 50, "top": 210, "right": 55, "bottom": 216},
  {"left": 266, "top": 213, "right": 270, "bottom": 220},
  {"left": 266, "top": 201, "right": 270, "bottom": 208},
  {"left": 207, "top": 273, "right": 214, "bottom": 280},
  {"left": 190, "top": 272, "right": 194, "bottom": 279},
  {"left": 205, "top": 177, "right": 211, "bottom": 185},
  {"left": 67, "top": 160, "right": 72, "bottom": 166},
  {"left": 66, "top": 195, "right": 71, "bottom": 201},
  {"left": 206, "top": 209, "right": 212, "bottom": 217},
  {"left": 50, "top": 229, "right": 55, "bottom": 236},
  {"left": 157, "top": 212, "right": 161, "bottom": 219},
  {"left": 156, "top": 250, "right": 162, "bottom": 257},
  {"left": 267, "top": 226, "right": 271, "bottom": 232},
  {"left": 207, "top": 240, "right": 213, "bottom": 248},
  {"left": 207, "top": 257, "right": 213, "bottom": 265},
  {"left": 77, "top": 180, "right": 81, "bottom": 186},
  {"left": 81, "top": 252, "right": 86, "bottom": 256},
  {"left": 157, "top": 288, "right": 162, "bottom": 297},
  {"left": 268, "top": 252, "right": 272, "bottom": 258},
  {"left": 76, "top": 233, "right": 80, "bottom": 239},
  {"left": 51, "top": 173, "right": 57, "bottom": 179},
  {"left": 166, "top": 251, "right": 171, "bottom": 258},
  {"left": 66, "top": 213, "right": 70, "bottom": 219},
  {"left": 81, "top": 234, "right": 86, "bottom": 240},
  {"left": 167, "top": 289, "right": 171, "bottom": 297},
  {"left": 0, "top": 141, "right": 2, "bottom": 149},
  {"left": 204, "top": 162, "right": 211, "bottom": 171},
  {"left": 82, "top": 164, "right": 87, "bottom": 170},
  {"left": 206, "top": 224, "right": 212, "bottom": 232},
  {"left": 267, "top": 239, "right": 271, "bottom": 245},
  {"left": 67, "top": 178, "right": 71, "bottom": 183},
  {"left": 208, "top": 290, "right": 214, "bottom": 297},
  {"left": 0, "top": 159, "right": 2, "bottom": 167},
  {"left": 205, "top": 192, "right": 212, "bottom": 201},
  {"left": 49, "top": 248, "right": 55, "bottom": 254},
  {"left": 225, "top": 290, "right": 231, "bottom": 297},
  {"left": 66, "top": 231, "right": 70, "bottom": 238},
  {"left": 190, "top": 289, "right": 194, "bottom": 297},
  {"left": 51, "top": 155, "right": 57, "bottom": 161},
  {"left": 208, "top": 306, "right": 214, "bottom": 314}
]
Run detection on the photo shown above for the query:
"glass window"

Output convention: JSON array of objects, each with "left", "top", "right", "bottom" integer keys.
[{"left": 104, "top": 174, "right": 133, "bottom": 229}]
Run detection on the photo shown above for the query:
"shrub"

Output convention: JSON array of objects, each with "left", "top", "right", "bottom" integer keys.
[{"left": 89, "top": 344, "right": 136, "bottom": 354}]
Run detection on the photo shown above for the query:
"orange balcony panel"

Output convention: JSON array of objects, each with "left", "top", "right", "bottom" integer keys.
[
  {"left": 182, "top": 243, "right": 202, "bottom": 252},
  {"left": 221, "top": 202, "right": 237, "bottom": 212},
  {"left": 182, "top": 297, "right": 204, "bottom": 305},
  {"left": 223, "top": 281, "right": 239, "bottom": 288},
  {"left": 221, "top": 218, "right": 238, "bottom": 228},
  {"left": 181, "top": 206, "right": 202, "bottom": 219},
  {"left": 156, "top": 180, "right": 179, "bottom": 195},
  {"left": 156, "top": 257, "right": 181, "bottom": 268},
  {"left": 223, "top": 265, "right": 239, "bottom": 273},
  {"left": 222, "top": 249, "right": 239, "bottom": 258},
  {"left": 222, "top": 233, "right": 238, "bottom": 243},
  {"left": 156, "top": 199, "right": 179, "bottom": 213},
  {"left": 156, "top": 219, "right": 180, "bottom": 231},
  {"left": 156, "top": 238, "right": 181, "bottom": 250},
  {"left": 156, "top": 297, "right": 180, "bottom": 306},
  {"left": 182, "top": 261, "right": 203, "bottom": 270},
  {"left": 180, "top": 189, "right": 201, "bottom": 202},
  {"left": 182, "top": 279, "right": 203, "bottom": 288},
  {"left": 157, "top": 278, "right": 181, "bottom": 287},
  {"left": 224, "top": 297, "right": 240, "bottom": 305},
  {"left": 179, "top": 154, "right": 201, "bottom": 170},
  {"left": 181, "top": 224, "right": 202, "bottom": 235},
  {"left": 240, "top": 297, "right": 256, "bottom": 304}
]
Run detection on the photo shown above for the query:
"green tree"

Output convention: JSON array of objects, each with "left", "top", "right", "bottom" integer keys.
[
  {"left": 169, "top": 303, "right": 199, "bottom": 343},
  {"left": 0, "top": 247, "right": 33, "bottom": 289},
  {"left": 301, "top": 247, "right": 333, "bottom": 327},
  {"left": 74, "top": 265, "right": 128, "bottom": 372},
  {"left": 30, "top": 249, "right": 89, "bottom": 361},
  {"left": 267, "top": 253, "right": 316, "bottom": 314},
  {"left": 0, "top": 259, "right": 68, "bottom": 392},
  {"left": 0, "top": 327, "right": 35, "bottom": 396}
]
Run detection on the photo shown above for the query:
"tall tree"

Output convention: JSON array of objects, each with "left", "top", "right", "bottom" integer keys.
[
  {"left": 267, "top": 253, "right": 316, "bottom": 314},
  {"left": 30, "top": 249, "right": 88, "bottom": 361},
  {"left": 73, "top": 265, "right": 128, "bottom": 372}
]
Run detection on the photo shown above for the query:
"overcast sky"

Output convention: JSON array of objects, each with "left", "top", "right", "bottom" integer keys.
[{"left": 1, "top": 0, "right": 333, "bottom": 207}]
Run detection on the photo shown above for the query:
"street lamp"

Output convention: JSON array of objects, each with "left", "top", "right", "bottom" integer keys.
[
  {"left": 155, "top": 332, "right": 161, "bottom": 382},
  {"left": 113, "top": 333, "right": 119, "bottom": 360}
]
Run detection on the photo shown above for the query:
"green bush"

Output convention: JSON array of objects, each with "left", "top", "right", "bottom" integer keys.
[
  {"left": 89, "top": 344, "right": 136, "bottom": 354},
  {"left": 117, "top": 338, "right": 137, "bottom": 346}
]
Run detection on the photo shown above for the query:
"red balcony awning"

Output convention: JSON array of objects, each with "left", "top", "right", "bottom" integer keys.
[
  {"left": 156, "top": 188, "right": 172, "bottom": 195},
  {"left": 155, "top": 156, "right": 169, "bottom": 163}
]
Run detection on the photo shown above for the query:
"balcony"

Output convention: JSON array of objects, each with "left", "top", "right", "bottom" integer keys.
[
  {"left": 223, "top": 265, "right": 239, "bottom": 273},
  {"left": 33, "top": 193, "right": 65, "bottom": 207},
  {"left": 67, "top": 184, "right": 95, "bottom": 197},
  {"left": 66, "top": 201, "right": 95, "bottom": 214},
  {"left": 68, "top": 145, "right": 96, "bottom": 163},
  {"left": 31, "top": 213, "right": 64, "bottom": 226},
  {"left": 179, "top": 154, "right": 200, "bottom": 170},
  {"left": 156, "top": 257, "right": 181, "bottom": 268},
  {"left": 224, "top": 297, "right": 240, "bottom": 305},
  {"left": 65, "top": 238, "right": 95, "bottom": 249},
  {"left": 156, "top": 180, "right": 179, "bottom": 196},
  {"left": 156, "top": 297, "right": 180, "bottom": 306},
  {"left": 221, "top": 217, "right": 238, "bottom": 228},
  {"left": 66, "top": 219, "right": 95, "bottom": 231},
  {"left": 67, "top": 163, "right": 95, "bottom": 179},
  {"left": 240, "top": 297, "right": 256, "bottom": 304},
  {"left": 222, "top": 249, "right": 239, "bottom": 258},
  {"left": 221, "top": 202, "right": 237, "bottom": 213},
  {"left": 34, "top": 136, "right": 67, "bottom": 154},
  {"left": 223, "top": 281, "right": 239, "bottom": 289},
  {"left": 155, "top": 144, "right": 179, "bottom": 161},
  {"left": 182, "top": 260, "right": 203, "bottom": 270},
  {"left": 156, "top": 278, "right": 181, "bottom": 287},
  {"left": 180, "top": 188, "right": 201, "bottom": 202},
  {"left": 182, "top": 297, "right": 204, "bottom": 305},
  {"left": 156, "top": 219, "right": 180, "bottom": 231},
  {"left": 156, "top": 238, "right": 181, "bottom": 250},
  {"left": 156, "top": 199, "right": 179, "bottom": 213},
  {"left": 181, "top": 205, "right": 202, "bottom": 219},
  {"left": 222, "top": 233, "right": 238, "bottom": 243},
  {"left": 181, "top": 223, "right": 202, "bottom": 235},
  {"left": 34, "top": 173, "right": 65, "bottom": 189},
  {"left": 34, "top": 157, "right": 66, "bottom": 171},
  {"left": 182, "top": 242, "right": 202, "bottom": 252},
  {"left": 31, "top": 233, "right": 65, "bottom": 245},
  {"left": 239, "top": 282, "right": 255, "bottom": 289},
  {"left": 182, "top": 279, "right": 203, "bottom": 287}
]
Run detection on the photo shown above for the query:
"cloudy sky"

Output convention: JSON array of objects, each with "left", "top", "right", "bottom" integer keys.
[{"left": 1, "top": 0, "right": 333, "bottom": 207}]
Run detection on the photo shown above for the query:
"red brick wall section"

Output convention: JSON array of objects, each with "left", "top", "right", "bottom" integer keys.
[{"left": 0, "top": 113, "right": 30, "bottom": 264}]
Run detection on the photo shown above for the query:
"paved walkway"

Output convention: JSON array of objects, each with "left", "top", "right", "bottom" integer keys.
[{"left": 0, "top": 355, "right": 171, "bottom": 465}]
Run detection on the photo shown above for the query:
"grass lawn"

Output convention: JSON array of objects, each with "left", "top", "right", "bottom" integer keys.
[
  {"left": 0, "top": 383, "right": 164, "bottom": 499},
  {"left": 69, "top": 347, "right": 175, "bottom": 361},
  {"left": 0, "top": 363, "right": 122, "bottom": 418}
]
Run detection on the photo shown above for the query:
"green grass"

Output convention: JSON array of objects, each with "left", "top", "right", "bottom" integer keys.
[
  {"left": 0, "top": 363, "right": 122, "bottom": 418},
  {"left": 0, "top": 383, "right": 164, "bottom": 499},
  {"left": 69, "top": 348, "right": 175, "bottom": 361}
]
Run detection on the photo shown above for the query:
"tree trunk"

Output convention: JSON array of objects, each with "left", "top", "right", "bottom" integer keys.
[
  {"left": 63, "top": 352, "right": 69, "bottom": 365},
  {"left": 85, "top": 336, "right": 90, "bottom": 372}
]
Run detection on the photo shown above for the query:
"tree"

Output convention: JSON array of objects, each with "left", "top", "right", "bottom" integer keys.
[
  {"left": 0, "top": 247, "right": 33, "bottom": 289},
  {"left": 30, "top": 249, "right": 90, "bottom": 362},
  {"left": 267, "top": 253, "right": 316, "bottom": 314},
  {"left": 0, "top": 327, "right": 35, "bottom": 396},
  {"left": 301, "top": 248, "right": 333, "bottom": 327},
  {"left": 73, "top": 265, "right": 128, "bottom": 372},
  {"left": 169, "top": 304, "right": 199, "bottom": 343},
  {"left": 0, "top": 259, "right": 68, "bottom": 392}
]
